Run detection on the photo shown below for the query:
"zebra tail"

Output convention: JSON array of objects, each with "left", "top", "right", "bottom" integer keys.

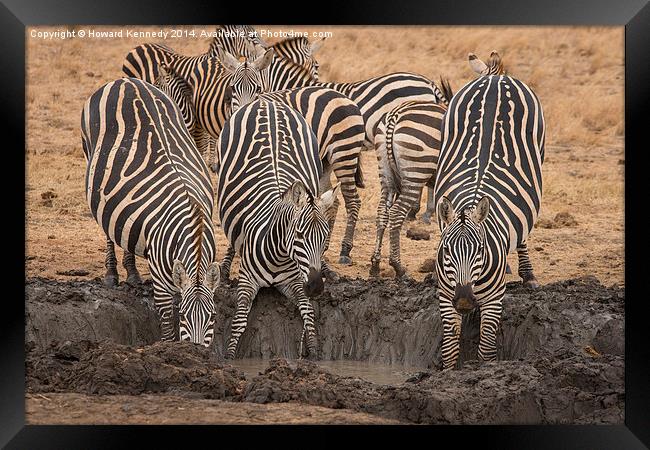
[
  {"left": 354, "top": 161, "right": 365, "bottom": 188},
  {"left": 383, "top": 118, "right": 402, "bottom": 195},
  {"left": 439, "top": 76, "right": 454, "bottom": 105}
]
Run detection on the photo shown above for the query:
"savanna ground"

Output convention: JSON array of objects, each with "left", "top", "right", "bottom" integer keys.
[{"left": 25, "top": 26, "right": 625, "bottom": 424}]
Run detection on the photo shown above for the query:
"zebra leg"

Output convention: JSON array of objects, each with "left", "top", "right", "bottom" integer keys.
[
  {"left": 220, "top": 245, "right": 236, "bottom": 282},
  {"left": 226, "top": 274, "right": 259, "bottom": 359},
  {"left": 406, "top": 189, "right": 423, "bottom": 221},
  {"left": 369, "top": 186, "right": 390, "bottom": 277},
  {"left": 318, "top": 165, "right": 340, "bottom": 281},
  {"left": 440, "top": 299, "right": 462, "bottom": 370},
  {"left": 153, "top": 289, "right": 176, "bottom": 342},
  {"left": 331, "top": 155, "right": 361, "bottom": 266},
  {"left": 388, "top": 187, "right": 420, "bottom": 279},
  {"left": 278, "top": 281, "right": 318, "bottom": 359},
  {"left": 517, "top": 241, "right": 539, "bottom": 288},
  {"left": 122, "top": 251, "right": 142, "bottom": 285},
  {"left": 104, "top": 236, "right": 119, "bottom": 287},
  {"left": 421, "top": 186, "right": 435, "bottom": 224},
  {"left": 478, "top": 299, "right": 503, "bottom": 363}
]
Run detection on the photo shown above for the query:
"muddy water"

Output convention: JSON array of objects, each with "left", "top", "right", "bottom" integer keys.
[{"left": 232, "top": 358, "right": 423, "bottom": 385}]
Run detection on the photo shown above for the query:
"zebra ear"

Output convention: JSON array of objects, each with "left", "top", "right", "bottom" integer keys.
[
  {"left": 319, "top": 182, "right": 341, "bottom": 211},
  {"left": 310, "top": 37, "right": 327, "bottom": 54},
  {"left": 285, "top": 180, "right": 308, "bottom": 208},
  {"left": 219, "top": 49, "right": 241, "bottom": 73},
  {"left": 252, "top": 48, "right": 275, "bottom": 71},
  {"left": 203, "top": 262, "right": 220, "bottom": 292},
  {"left": 172, "top": 260, "right": 191, "bottom": 291},
  {"left": 471, "top": 196, "right": 491, "bottom": 224},
  {"left": 438, "top": 196, "right": 455, "bottom": 225},
  {"left": 468, "top": 53, "right": 488, "bottom": 75}
]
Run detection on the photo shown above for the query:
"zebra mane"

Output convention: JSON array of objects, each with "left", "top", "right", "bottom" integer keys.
[{"left": 187, "top": 196, "right": 207, "bottom": 284}]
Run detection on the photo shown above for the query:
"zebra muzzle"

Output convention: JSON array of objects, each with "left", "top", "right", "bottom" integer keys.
[
  {"left": 304, "top": 268, "right": 324, "bottom": 297},
  {"left": 452, "top": 283, "right": 478, "bottom": 314}
]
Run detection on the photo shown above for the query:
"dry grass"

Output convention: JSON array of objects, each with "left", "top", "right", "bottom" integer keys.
[{"left": 26, "top": 25, "right": 624, "bottom": 286}]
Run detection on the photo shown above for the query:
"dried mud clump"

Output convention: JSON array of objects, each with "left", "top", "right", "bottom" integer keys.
[{"left": 27, "top": 340, "right": 246, "bottom": 399}]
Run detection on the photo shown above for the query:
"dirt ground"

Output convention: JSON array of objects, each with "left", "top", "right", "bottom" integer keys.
[{"left": 25, "top": 25, "right": 624, "bottom": 287}]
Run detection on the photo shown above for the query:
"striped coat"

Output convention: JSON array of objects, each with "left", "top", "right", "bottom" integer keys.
[
  {"left": 81, "top": 77, "right": 220, "bottom": 345},
  {"left": 216, "top": 98, "right": 338, "bottom": 359},
  {"left": 434, "top": 73, "right": 545, "bottom": 369}
]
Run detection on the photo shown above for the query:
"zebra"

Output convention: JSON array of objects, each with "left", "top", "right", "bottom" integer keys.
[
  {"left": 81, "top": 77, "right": 221, "bottom": 345},
  {"left": 207, "top": 25, "right": 268, "bottom": 60},
  {"left": 216, "top": 98, "right": 338, "bottom": 358},
  {"left": 369, "top": 84, "right": 452, "bottom": 278},
  {"left": 433, "top": 56, "right": 545, "bottom": 370},
  {"left": 267, "top": 36, "right": 327, "bottom": 80},
  {"left": 217, "top": 86, "right": 365, "bottom": 280}
]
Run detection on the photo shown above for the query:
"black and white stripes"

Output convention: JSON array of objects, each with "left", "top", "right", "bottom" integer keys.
[
  {"left": 81, "top": 77, "right": 220, "bottom": 346},
  {"left": 216, "top": 98, "right": 339, "bottom": 358},
  {"left": 434, "top": 67, "right": 545, "bottom": 369}
]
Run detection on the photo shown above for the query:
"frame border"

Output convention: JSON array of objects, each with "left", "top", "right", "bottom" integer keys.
[{"left": 5, "top": 0, "right": 648, "bottom": 447}]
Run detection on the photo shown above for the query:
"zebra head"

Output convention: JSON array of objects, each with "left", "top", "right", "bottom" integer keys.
[
  {"left": 437, "top": 196, "right": 491, "bottom": 315},
  {"left": 283, "top": 180, "right": 340, "bottom": 297},
  {"left": 209, "top": 25, "right": 268, "bottom": 60},
  {"left": 172, "top": 260, "right": 220, "bottom": 346},
  {"left": 271, "top": 36, "right": 327, "bottom": 80},
  {"left": 220, "top": 48, "right": 275, "bottom": 113},
  {"left": 154, "top": 64, "right": 195, "bottom": 130}
]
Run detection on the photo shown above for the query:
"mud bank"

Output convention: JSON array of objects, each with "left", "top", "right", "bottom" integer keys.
[{"left": 25, "top": 275, "right": 624, "bottom": 424}]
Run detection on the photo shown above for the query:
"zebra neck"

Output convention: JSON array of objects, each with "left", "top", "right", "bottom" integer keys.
[{"left": 261, "top": 201, "right": 294, "bottom": 260}]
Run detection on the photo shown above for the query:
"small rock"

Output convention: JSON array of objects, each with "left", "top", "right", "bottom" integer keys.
[
  {"left": 418, "top": 258, "right": 436, "bottom": 273},
  {"left": 406, "top": 228, "right": 430, "bottom": 241},
  {"left": 554, "top": 212, "right": 578, "bottom": 227},
  {"left": 534, "top": 246, "right": 544, "bottom": 251},
  {"left": 618, "top": 159, "right": 624, "bottom": 165},
  {"left": 47, "top": 235, "right": 56, "bottom": 239},
  {"left": 85, "top": 71, "right": 94, "bottom": 77},
  {"left": 41, "top": 190, "right": 58, "bottom": 200}
]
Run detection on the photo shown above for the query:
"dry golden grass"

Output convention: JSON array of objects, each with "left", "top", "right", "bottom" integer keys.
[{"left": 26, "top": 25, "right": 624, "bottom": 286}]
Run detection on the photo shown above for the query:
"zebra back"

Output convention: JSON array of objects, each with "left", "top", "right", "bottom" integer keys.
[
  {"left": 434, "top": 74, "right": 545, "bottom": 250},
  {"left": 81, "top": 77, "right": 215, "bottom": 277},
  {"left": 259, "top": 86, "right": 365, "bottom": 162},
  {"left": 215, "top": 98, "right": 322, "bottom": 251}
]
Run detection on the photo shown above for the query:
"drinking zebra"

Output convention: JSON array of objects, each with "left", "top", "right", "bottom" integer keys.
[
  {"left": 434, "top": 59, "right": 545, "bottom": 370},
  {"left": 81, "top": 77, "right": 220, "bottom": 345},
  {"left": 217, "top": 86, "right": 365, "bottom": 279},
  {"left": 369, "top": 82, "right": 452, "bottom": 278},
  {"left": 216, "top": 98, "right": 338, "bottom": 358}
]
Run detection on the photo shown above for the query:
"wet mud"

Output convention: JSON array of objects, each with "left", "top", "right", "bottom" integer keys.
[{"left": 25, "top": 275, "right": 624, "bottom": 424}]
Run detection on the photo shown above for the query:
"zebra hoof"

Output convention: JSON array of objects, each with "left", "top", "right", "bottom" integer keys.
[
  {"left": 523, "top": 277, "right": 540, "bottom": 289},
  {"left": 405, "top": 213, "right": 417, "bottom": 222},
  {"left": 125, "top": 274, "right": 142, "bottom": 286},
  {"left": 324, "top": 270, "right": 340, "bottom": 283},
  {"left": 338, "top": 255, "right": 352, "bottom": 265},
  {"left": 505, "top": 263, "right": 513, "bottom": 274},
  {"left": 421, "top": 214, "right": 432, "bottom": 225},
  {"left": 104, "top": 274, "right": 119, "bottom": 288},
  {"left": 369, "top": 264, "right": 380, "bottom": 278},
  {"left": 391, "top": 264, "right": 407, "bottom": 279}
]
